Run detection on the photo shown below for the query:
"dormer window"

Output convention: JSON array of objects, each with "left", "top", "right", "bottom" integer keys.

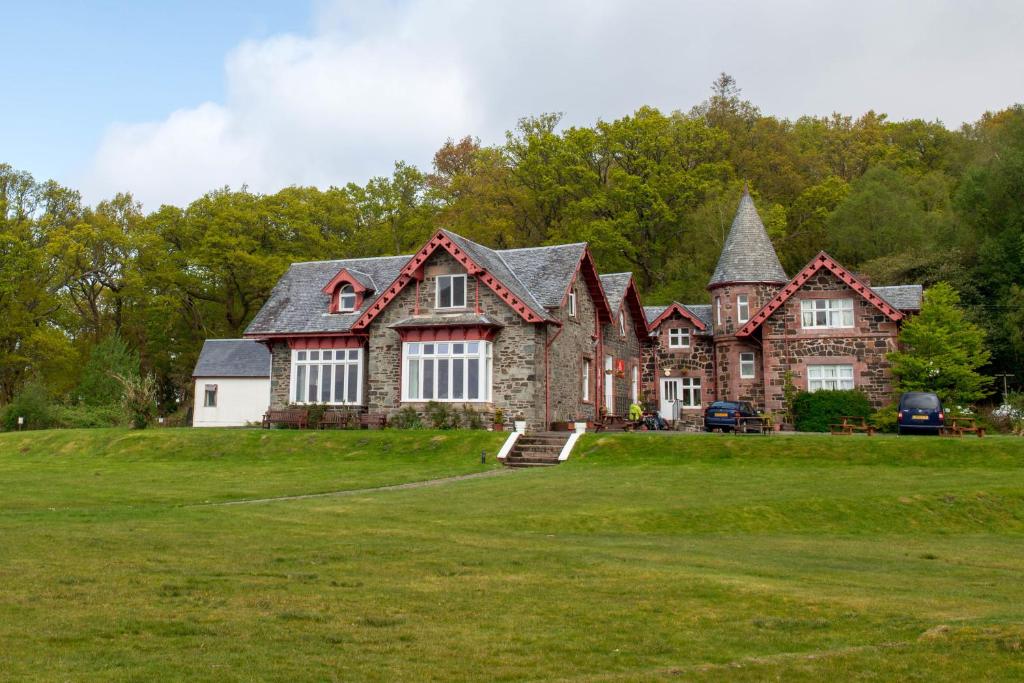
[{"left": 337, "top": 284, "right": 357, "bottom": 312}]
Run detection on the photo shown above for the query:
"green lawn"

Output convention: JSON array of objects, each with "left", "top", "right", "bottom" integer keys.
[{"left": 1, "top": 429, "right": 1023, "bottom": 681}]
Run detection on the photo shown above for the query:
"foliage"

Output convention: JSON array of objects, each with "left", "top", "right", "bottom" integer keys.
[
  {"left": 492, "top": 408, "right": 505, "bottom": 425},
  {"left": 461, "top": 405, "right": 484, "bottom": 429},
  {"left": 990, "top": 391, "right": 1024, "bottom": 435},
  {"left": 53, "top": 404, "right": 125, "bottom": 429},
  {"left": 76, "top": 334, "right": 140, "bottom": 406},
  {"left": 781, "top": 369, "right": 799, "bottom": 425},
  {"left": 889, "top": 282, "right": 992, "bottom": 406},
  {"left": 0, "top": 382, "right": 56, "bottom": 430},
  {"left": 871, "top": 402, "right": 899, "bottom": 433},
  {"left": 110, "top": 372, "right": 157, "bottom": 429},
  {"left": 425, "top": 401, "right": 461, "bottom": 429},
  {"left": 390, "top": 406, "right": 423, "bottom": 429},
  {"left": 792, "top": 390, "right": 873, "bottom": 432}
]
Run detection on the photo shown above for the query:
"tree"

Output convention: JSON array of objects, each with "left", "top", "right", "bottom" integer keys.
[
  {"left": 888, "top": 282, "right": 992, "bottom": 406},
  {"left": 76, "top": 334, "right": 141, "bottom": 406}
]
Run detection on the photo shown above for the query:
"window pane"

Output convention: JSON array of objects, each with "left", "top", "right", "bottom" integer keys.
[
  {"left": 408, "top": 359, "right": 419, "bottom": 399},
  {"left": 297, "top": 351, "right": 307, "bottom": 361},
  {"left": 347, "top": 363, "right": 358, "bottom": 403},
  {"left": 468, "top": 357, "right": 479, "bottom": 399},
  {"left": 437, "top": 359, "right": 449, "bottom": 399},
  {"left": 467, "top": 342, "right": 479, "bottom": 354},
  {"left": 334, "top": 363, "right": 345, "bottom": 401},
  {"left": 423, "top": 360, "right": 434, "bottom": 399},
  {"left": 309, "top": 350, "right": 319, "bottom": 361},
  {"left": 408, "top": 343, "right": 420, "bottom": 356},
  {"left": 452, "top": 358, "right": 464, "bottom": 399},
  {"left": 453, "top": 276, "right": 466, "bottom": 307},
  {"left": 321, "top": 365, "right": 332, "bottom": 402},
  {"left": 308, "top": 365, "right": 318, "bottom": 403},
  {"left": 438, "top": 276, "right": 451, "bottom": 308},
  {"left": 296, "top": 365, "right": 306, "bottom": 402},
  {"left": 437, "top": 343, "right": 449, "bottom": 355},
  {"left": 423, "top": 344, "right": 434, "bottom": 355},
  {"left": 453, "top": 343, "right": 464, "bottom": 355}
]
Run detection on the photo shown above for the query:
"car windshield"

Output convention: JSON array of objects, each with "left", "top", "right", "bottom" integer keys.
[
  {"left": 903, "top": 393, "right": 940, "bottom": 410},
  {"left": 709, "top": 402, "right": 738, "bottom": 410}
]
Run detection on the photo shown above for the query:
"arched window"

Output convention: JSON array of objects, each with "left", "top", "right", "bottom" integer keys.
[{"left": 337, "top": 284, "right": 357, "bottom": 312}]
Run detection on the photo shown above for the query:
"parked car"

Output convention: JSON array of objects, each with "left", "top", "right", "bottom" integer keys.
[
  {"left": 897, "top": 392, "right": 945, "bottom": 435},
  {"left": 703, "top": 400, "right": 758, "bottom": 432}
]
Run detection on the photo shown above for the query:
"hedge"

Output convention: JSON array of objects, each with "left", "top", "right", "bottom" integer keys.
[{"left": 792, "top": 390, "right": 873, "bottom": 432}]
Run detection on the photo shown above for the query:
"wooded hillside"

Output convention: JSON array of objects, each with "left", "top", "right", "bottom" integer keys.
[{"left": 1, "top": 75, "right": 1021, "bottom": 411}]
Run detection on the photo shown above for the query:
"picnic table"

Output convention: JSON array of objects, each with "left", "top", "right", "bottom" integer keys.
[
  {"left": 262, "top": 408, "right": 309, "bottom": 429},
  {"left": 830, "top": 415, "right": 875, "bottom": 436},
  {"left": 735, "top": 415, "right": 772, "bottom": 434},
  {"left": 941, "top": 416, "right": 986, "bottom": 438}
]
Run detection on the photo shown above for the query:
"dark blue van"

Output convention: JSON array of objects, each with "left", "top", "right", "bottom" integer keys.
[
  {"left": 703, "top": 400, "right": 757, "bottom": 432},
  {"left": 897, "top": 392, "right": 945, "bottom": 435}
]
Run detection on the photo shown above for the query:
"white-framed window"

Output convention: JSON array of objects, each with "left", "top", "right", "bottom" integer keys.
[
  {"left": 292, "top": 348, "right": 363, "bottom": 404},
  {"left": 801, "top": 298, "right": 854, "bottom": 329},
  {"left": 668, "top": 328, "right": 690, "bottom": 349},
  {"left": 737, "top": 294, "right": 749, "bottom": 324},
  {"left": 568, "top": 290, "right": 577, "bottom": 318},
  {"left": 582, "top": 358, "right": 591, "bottom": 401},
  {"left": 680, "top": 377, "right": 701, "bottom": 408},
  {"left": 337, "top": 284, "right": 357, "bottom": 312},
  {"left": 619, "top": 311, "right": 626, "bottom": 336},
  {"left": 436, "top": 274, "right": 467, "bottom": 309},
  {"left": 203, "top": 384, "right": 217, "bottom": 407},
  {"left": 807, "top": 364, "right": 855, "bottom": 392},
  {"left": 716, "top": 296, "right": 722, "bottom": 326},
  {"left": 631, "top": 364, "right": 639, "bottom": 402},
  {"left": 402, "top": 341, "right": 491, "bottom": 402},
  {"left": 739, "top": 352, "right": 756, "bottom": 379}
]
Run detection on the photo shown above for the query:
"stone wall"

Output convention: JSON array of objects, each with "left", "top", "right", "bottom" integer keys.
[
  {"left": 641, "top": 309, "right": 716, "bottom": 430},
  {"left": 709, "top": 283, "right": 781, "bottom": 336},
  {"left": 546, "top": 274, "right": 600, "bottom": 424},
  {"left": 269, "top": 341, "right": 291, "bottom": 409},
  {"left": 601, "top": 298, "right": 644, "bottom": 418},
  {"left": 759, "top": 269, "right": 901, "bottom": 412}
]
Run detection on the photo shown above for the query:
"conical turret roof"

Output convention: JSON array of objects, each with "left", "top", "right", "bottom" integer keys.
[{"left": 708, "top": 189, "right": 787, "bottom": 288}]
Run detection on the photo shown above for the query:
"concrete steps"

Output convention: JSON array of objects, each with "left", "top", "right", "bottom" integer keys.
[{"left": 502, "top": 432, "right": 569, "bottom": 468}]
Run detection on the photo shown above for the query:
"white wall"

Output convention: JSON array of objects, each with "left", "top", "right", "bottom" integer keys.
[{"left": 192, "top": 377, "right": 270, "bottom": 427}]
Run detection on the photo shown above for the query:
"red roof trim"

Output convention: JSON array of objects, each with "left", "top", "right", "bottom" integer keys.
[
  {"left": 351, "top": 230, "right": 548, "bottom": 329},
  {"left": 321, "top": 268, "right": 371, "bottom": 296},
  {"left": 735, "top": 252, "right": 903, "bottom": 338},
  {"left": 577, "top": 248, "right": 613, "bottom": 323},
  {"left": 647, "top": 302, "right": 708, "bottom": 332},
  {"left": 619, "top": 276, "right": 652, "bottom": 339}
]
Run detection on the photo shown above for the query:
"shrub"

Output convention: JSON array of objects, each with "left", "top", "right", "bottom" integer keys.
[
  {"left": 54, "top": 404, "right": 126, "bottom": 429},
  {"left": 462, "top": 405, "right": 484, "bottom": 429},
  {"left": 77, "top": 335, "right": 141, "bottom": 407},
  {"left": 990, "top": 392, "right": 1024, "bottom": 435},
  {"left": 1, "top": 382, "right": 57, "bottom": 431},
  {"left": 871, "top": 402, "right": 899, "bottom": 433},
  {"left": 391, "top": 406, "right": 423, "bottom": 429},
  {"left": 792, "top": 390, "right": 872, "bottom": 432},
  {"left": 110, "top": 372, "right": 157, "bottom": 429},
  {"left": 426, "top": 401, "right": 460, "bottom": 429}
]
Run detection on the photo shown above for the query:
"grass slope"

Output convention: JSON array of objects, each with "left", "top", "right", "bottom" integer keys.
[{"left": 1, "top": 430, "right": 1023, "bottom": 681}]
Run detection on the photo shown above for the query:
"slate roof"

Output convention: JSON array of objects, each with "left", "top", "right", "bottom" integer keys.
[
  {"left": 873, "top": 285, "right": 923, "bottom": 311},
  {"left": 193, "top": 339, "right": 270, "bottom": 378},
  {"left": 643, "top": 303, "right": 713, "bottom": 335},
  {"left": 245, "top": 255, "right": 410, "bottom": 335},
  {"left": 245, "top": 231, "right": 591, "bottom": 336},
  {"left": 708, "top": 191, "right": 788, "bottom": 287},
  {"left": 599, "top": 273, "right": 633, "bottom": 313},
  {"left": 389, "top": 313, "right": 505, "bottom": 328}
]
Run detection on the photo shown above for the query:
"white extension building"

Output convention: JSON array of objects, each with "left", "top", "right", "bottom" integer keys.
[{"left": 192, "top": 339, "right": 271, "bottom": 427}]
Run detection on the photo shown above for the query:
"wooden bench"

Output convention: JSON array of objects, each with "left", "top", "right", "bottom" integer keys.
[
  {"left": 262, "top": 408, "right": 309, "bottom": 429},
  {"left": 830, "top": 416, "right": 875, "bottom": 436},
  {"left": 735, "top": 415, "right": 772, "bottom": 434},
  {"left": 941, "top": 416, "right": 986, "bottom": 438},
  {"left": 358, "top": 413, "right": 387, "bottom": 429},
  {"left": 317, "top": 410, "right": 353, "bottom": 429}
]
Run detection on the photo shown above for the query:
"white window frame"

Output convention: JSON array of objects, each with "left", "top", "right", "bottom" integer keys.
[
  {"left": 435, "top": 274, "right": 467, "bottom": 309},
  {"left": 807, "top": 364, "right": 855, "bottom": 392},
  {"left": 680, "top": 377, "right": 701, "bottom": 408},
  {"left": 582, "top": 358, "right": 591, "bottom": 401},
  {"left": 568, "top": 290, "right": 577, "bottom": 318},
  {"left": 619, "top": 311, "right": 626, "bottom": 336},
  {"left": 668, "top": 327, "right": 690, "bottom": 349},
  {"left": 337, "top": 284, "right": 357, "bottom": 312},
  {"left": 203, "top": 384, "right": 217, "bottom": 408},
  {"left": 737, "top": 294, "right": 749, "bottom": 324},
  {"left": 630, "top": 364, "right": 639, "bottom": 403},
  {"left": 401, "top": 341, "right": 492, "bottom": 403},
  {"left": 716, "top": 296, "right": 722, "bottom": 326},
  {"left": 739, "top": 352, "right": 756, "bottom": 379},
  {"left": 801, "top": 298, "right": 854, "bottom": 329},
  {"left": 290, "top": 348, "right": 364, "bottom": 405}
]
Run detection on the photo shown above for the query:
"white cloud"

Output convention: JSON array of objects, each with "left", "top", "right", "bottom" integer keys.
[{"left": 81, "top": 0, "right": 1024, "bottom": 208}]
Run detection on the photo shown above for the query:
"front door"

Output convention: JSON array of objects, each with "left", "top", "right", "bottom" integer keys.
[
  {"left": 604, "top": 355, "right": 614, "bottom": 414},
  {"left": 660, "top": 378, "right": 682, "bottom": 420}
]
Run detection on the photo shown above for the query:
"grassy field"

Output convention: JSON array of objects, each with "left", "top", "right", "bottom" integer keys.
[{"left": 1, "top": 429, "right": 1023, "bottom": 681}]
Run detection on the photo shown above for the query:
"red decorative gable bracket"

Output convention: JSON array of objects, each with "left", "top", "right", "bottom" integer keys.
[
  {"left": 351, "top": 230, "right": 549, "bottom": 329},
  {"left": 735, "top": 251, "right": 903, "bottom": 338},
  {"left": 647, "top": 302, "right": 708, "bottom": 333}
]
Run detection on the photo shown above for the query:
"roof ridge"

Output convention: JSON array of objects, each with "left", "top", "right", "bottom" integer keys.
[
  {"left": 497, "top": 242, "right": 587, "bottom": 254},
  {"left": 291, "top": 254, "right": 412, "bottom": 266}
]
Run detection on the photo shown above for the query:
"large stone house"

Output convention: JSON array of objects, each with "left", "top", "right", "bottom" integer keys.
[{"left": 244, "top": 192, "right": 921, "bottom": 430}]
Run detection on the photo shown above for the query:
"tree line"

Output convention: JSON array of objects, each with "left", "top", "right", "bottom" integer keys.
[{"left": 1, "top": 74, "right": 1021, "bottom": 415}]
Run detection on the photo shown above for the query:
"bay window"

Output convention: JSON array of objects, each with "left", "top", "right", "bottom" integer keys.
[
  {"left": 436, "top": 274, "right": 467, "bottom": 309},
  {"left": 807, "top": 364, "right": 854, "bottom": 392},
  {"left": 403, "top": 341, "right": 492, "bottom": 402},
  {"left": 292, "top": 348, "right": 363, "bottom": 404},
  {"left": 801, "top": 298, "right": 854, "bottom": 329}
]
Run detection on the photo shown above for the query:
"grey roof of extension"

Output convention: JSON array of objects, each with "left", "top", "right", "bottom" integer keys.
[
  {"left": 245, "top": 231, "right": 591, "bottom": 336},
  {"left": 193, "top": 339, "right": 270, "bottom": 378},
  {"left": 873, "top": 285, "right": 923, "bottom": 311},
  {"left": 599, "top": 273, "right": 633, "bottom": 313},
  {"left": 643, "top": 303, "right": 714, "bottom": 334},
  {"left": 708, "top": 191, "right": 788, "bottom": 287}
]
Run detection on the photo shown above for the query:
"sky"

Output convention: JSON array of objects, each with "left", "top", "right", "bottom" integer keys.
[{"left": 2, "top": 0, "right": 1023, "bottom": 210}]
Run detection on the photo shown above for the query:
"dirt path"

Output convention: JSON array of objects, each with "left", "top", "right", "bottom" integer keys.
[{"left": 188, "top": 468, "right": 514, "bottom": 507}]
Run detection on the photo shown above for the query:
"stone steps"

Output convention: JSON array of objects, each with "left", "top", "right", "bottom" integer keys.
[{"left": 503, "top": 432, "right": 569, "bottom": 468}]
